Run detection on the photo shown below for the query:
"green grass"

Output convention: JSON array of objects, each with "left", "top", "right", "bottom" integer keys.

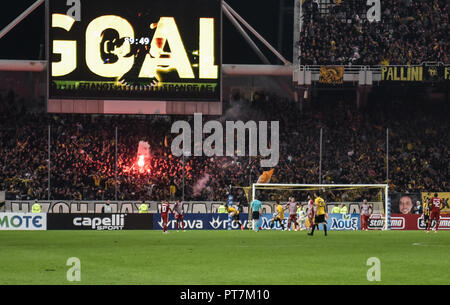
[{"left": 0, "top": 230, "right": 449, "bottom": 285}]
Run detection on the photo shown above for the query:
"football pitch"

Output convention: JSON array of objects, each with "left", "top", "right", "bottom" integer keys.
[{"left": 1, "top": 230, "right": 449, "bottom": 285}]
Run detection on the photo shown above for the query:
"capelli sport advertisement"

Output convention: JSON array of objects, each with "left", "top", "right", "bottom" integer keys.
[{"left": 48, "top": 0, "right": 222, "bottom": 101}]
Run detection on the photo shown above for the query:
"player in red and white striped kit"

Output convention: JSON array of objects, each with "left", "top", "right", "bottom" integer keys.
[
  {"left": 427, "top": 193, "right": 443, "bottom": 233},
  {"left": 360, "top": 199, "right": 373, "bottom": 231},
  {"left": 284, "top": 197, "right": 300, "bottom": 231},
  {"left": 173, "top": 200, "right": 185, "bottom": 232},
  {"left": 161, "top": 200, "right": 174, "bottom": 234}
]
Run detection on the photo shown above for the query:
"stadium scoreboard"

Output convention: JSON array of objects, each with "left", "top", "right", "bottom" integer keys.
[{"left": 46, "top": 0, "right": 222, "bottom": 114}]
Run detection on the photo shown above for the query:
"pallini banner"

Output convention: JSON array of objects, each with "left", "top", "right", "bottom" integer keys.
[
  {"left": 381, "top": 64, "right": 450, "bottom": 82},
  {"left": 319, "top": 66, "right": 344, "bottom": 84},
  {"left": 421, "top": 192, "right": 450, "bottom": 213}
]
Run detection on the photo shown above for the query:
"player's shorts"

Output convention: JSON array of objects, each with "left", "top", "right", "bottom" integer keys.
[
  {"left": 430, "top": 210, "right": 440, "bottom": 220},
  {"left": 252, "top": 211, "right": 260, "bottom": 220},
  {"left": 274, "top": 216, "right": 282, "bottom": 222},
  {"left": 315, "top": 214, "right": 326, "bottom": 223},
  {"left": 161, "top": 214, "right": 169, "bottom": 224},
  {"left": 233, "top": 213, "right": 240, "bottom": 221},
  {"left": 175, "top": 214, "right": 184, "bottom": 221},
  {"left": 289, "top": 214, "right": 297, "bottom": 222},
  {"left": 424, "top": 215, "right": 429, "bottom": 222}
]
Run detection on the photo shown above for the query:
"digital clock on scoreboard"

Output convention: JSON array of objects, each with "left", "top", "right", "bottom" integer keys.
[{"left": 47, "top": 0, "right": 222, "bottom": 105}]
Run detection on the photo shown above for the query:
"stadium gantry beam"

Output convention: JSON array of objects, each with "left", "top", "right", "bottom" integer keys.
[
  {"left": 0, "top": 0, "right": 44, "bottom": 41},
  {"left": 222, "top": 1, "right": 292, "bottom": 66}
]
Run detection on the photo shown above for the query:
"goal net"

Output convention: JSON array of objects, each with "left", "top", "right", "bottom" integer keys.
[{"left": 251, "top": 183, "right": 389, "bottom": 230}]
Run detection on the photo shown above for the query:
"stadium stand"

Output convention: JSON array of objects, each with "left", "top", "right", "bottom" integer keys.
[
  {"left": 299, "top": 0, "right": 449, "bottom": 65},
  {"left": 0, "top": 90, "right": 448, "bottom": 204}
]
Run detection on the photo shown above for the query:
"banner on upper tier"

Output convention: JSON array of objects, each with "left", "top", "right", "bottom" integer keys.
[
  {"left": 319, "top": 66, "right": 344, "bottom": 84},
  {"left": 381, "top": 64, "right": 450, "bottom": 82}
]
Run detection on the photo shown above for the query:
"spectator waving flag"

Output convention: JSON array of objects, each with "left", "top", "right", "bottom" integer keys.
[{"left": 257, "top": 169, "right": 274, "bottom": 184}]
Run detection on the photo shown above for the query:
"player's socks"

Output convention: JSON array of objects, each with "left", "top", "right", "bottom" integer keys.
[
  {"left": 309, "top": 225, "right": 316, "bottom": 236},
  {"left": 323, "top": 224, "right": 327, "bottom": 236}
]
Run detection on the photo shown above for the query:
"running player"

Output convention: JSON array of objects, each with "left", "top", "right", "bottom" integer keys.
[
  {"left": 173, "top": 200, "right": 185, "bottom": 232},
  {"left": 227, "top": 204, "right": 244, "bottom": 230},
  {"left": 284, "top": 197, "right": 300, "bottom": 231},
  {"left": 427, "top": 193, "right": 443, "bottom": 233},
  {"left": 308, "top": 193, "right": 327, "bottom": 236},
  {"left": 360, "top": 199, "right": 373, "bottom": 231},
  {"left": 306, "top": 195, "right": 315, "bottom": 231},
  {"left": 160, "top": 200, "right": 173, "bottom": 234},
  {"left": 422, "top": 199, "right": 431, "bottom": 230},
  {"left": 269, "top": 201, "right": 285, "bottom": 230}
]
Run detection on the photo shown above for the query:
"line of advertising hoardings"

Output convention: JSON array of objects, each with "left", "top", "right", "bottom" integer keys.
[{"left": 1, "top": 212, "right": 365, "bottom": 231}]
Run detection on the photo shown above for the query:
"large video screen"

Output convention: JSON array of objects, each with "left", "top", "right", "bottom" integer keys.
[{"left": 47, "top": 0, "right": 221, "bottom": 102}]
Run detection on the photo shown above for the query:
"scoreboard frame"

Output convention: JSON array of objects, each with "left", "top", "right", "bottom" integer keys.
[{"left": 46, "top": 0, "right": 222, "bottom": 115}]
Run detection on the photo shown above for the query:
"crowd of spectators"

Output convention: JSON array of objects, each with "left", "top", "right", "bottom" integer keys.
[
  {"left": 0, "top": 89, "right": 448, "bottom": 204},
  {"left": 299, "top": 0, "right": 449, "bottom": 65}
]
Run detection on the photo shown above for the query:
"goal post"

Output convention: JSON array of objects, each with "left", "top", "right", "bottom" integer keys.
[{"left": 251, "top": 183, "right": 390, "bottom": 230}]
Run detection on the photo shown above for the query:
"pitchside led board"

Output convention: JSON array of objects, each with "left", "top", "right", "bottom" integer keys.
[{"left": 46, "top": 0, "right": 222, "bottom": 114}]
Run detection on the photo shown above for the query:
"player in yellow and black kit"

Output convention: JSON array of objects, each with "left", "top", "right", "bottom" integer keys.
[
  {"left": 422, "top": 199, "right": 431, "bottom": 230},
  {"left": 308, "top": 193, "right": 328, "bottom": 236},
  {"left": 227, "top": 204, "right": 244, "bottom": 230},
  {"left": 269, "top": 201, "right": 285, "bottom": 230}
]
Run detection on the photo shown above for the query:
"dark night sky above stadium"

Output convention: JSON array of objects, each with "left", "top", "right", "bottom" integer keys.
[{"left": 0, "top": 0, "right": 293, "bottom": 64}]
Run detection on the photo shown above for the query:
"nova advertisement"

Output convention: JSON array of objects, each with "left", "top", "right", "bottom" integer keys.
[
  {"left": 152, "top": 213, "right": 362, "bottom": 231},
  {"left": 0, "top": 213, "right": 47, "bottom": 230},
  {"left": 48, "top": 0, "right": 221, "bottom": 102}
]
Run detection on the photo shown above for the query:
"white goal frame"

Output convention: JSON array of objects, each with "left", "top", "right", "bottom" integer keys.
[{"left": 252, "top": 183, "right": 389, "bottom": 230}]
